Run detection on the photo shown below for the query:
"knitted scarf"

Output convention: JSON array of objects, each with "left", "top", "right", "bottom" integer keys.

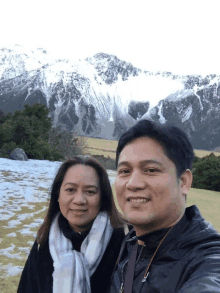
[{"left": 49, "top": 211, "right": 113, "bottom": 293}]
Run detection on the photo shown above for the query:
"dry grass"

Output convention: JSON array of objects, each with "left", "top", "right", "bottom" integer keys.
[
  {"left": 81, "top": 137, "right": 220, "bottom": 160},
  {"left": 82, "top": 137, "right": 117, "bottom": 159},
  {"left": 194, "top": 149, "right": 220, "bottom": 158},
  {"left": 0, "top": 201, "right": 48, "bottom": 292}
]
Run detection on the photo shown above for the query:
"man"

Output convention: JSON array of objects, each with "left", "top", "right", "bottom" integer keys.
[{"left": 108, "top": 119, "right": 220, "bottom": 293}]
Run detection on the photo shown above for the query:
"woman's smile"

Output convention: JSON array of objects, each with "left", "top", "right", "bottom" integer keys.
[{"left": 70, "top": 209, "right": 88, "bottom": 216}]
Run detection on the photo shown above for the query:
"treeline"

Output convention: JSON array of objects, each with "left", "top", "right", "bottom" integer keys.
[{"left": 0, "top": 103, "right": 86, "bottom": 161}]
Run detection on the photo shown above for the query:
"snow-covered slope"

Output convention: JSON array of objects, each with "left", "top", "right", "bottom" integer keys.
[{"left": 0, "top": 45, "right": 220, "bottom": 150}]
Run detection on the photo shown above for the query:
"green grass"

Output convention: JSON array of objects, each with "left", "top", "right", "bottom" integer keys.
[{"left": 187, "top": 188, "right": 220, "bottom": 231}]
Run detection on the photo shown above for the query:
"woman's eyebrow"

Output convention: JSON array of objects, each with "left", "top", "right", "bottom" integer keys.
[{"left": 64, "top": 183, "right": 99, "bottom": 189}]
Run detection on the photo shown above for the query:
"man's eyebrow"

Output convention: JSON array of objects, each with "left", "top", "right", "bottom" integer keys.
[
  {"left": 139, "top": 160, "right": 163, "bottom": 167},
  {"left": 117, "top": 160, "right": 163, "bottom": 168}
]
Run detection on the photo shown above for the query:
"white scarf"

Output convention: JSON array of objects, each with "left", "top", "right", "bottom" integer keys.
[{"left": 49, "top": 211, "right": 113, "bottom": 293}]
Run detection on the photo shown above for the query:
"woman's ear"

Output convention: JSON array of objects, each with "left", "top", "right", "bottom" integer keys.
[{"left": 180, "top": 169, "right": 193, "bottom": 196}]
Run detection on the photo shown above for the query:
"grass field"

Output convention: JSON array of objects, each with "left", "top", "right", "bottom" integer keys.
[
  {"left": 83, "top": 137, "right": 118, "bottom": 159},
  {"left": 82, "top": 136, "right": 220, "bottom": 159}
]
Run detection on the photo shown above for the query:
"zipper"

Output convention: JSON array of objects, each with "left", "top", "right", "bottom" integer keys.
[
  {"left": 119, "top": 282, "right": 124, "bottom": 293},
  {"left": 119, "top": 258, "right": 129, "bottom": 293}
]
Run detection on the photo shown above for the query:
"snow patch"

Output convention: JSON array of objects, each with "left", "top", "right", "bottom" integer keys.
[
  {"left": 157, "top": 103, "right": 166, "bottom": 124},
  {"left": 182, "top": 105, "right": 193, "bottom": 123},
  {"left": 1, "top": 263, "right": 23, "bottom": 276},
  {"left": 7, "top": 232, "right": 17, "bottom": 237}
]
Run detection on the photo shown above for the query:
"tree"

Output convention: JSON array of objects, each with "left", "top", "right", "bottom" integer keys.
[
  {"left": 192, "top": 153, "right": 220, "bottom": 191},
  {"left": 0, "top": 103, "right": 62, "bottom": 160},
  {"left": 0, "top": 103, "right": 88, "bottom": 161},
  {"left": 48, "top": 127, "right": 87, "bottom": 161}
]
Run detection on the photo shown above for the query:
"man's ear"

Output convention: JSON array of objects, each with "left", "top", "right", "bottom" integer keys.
[{"left": 180, "top": 169, "right": 193, "bottom": 196}]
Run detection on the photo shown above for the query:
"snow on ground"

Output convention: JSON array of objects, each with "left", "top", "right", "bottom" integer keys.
[{"left": 0, "top": 158, "right": 117, "bottom": 277}]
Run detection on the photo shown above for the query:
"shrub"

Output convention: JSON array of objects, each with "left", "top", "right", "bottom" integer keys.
[
  {"left": 91, "top": 155, "right": 116, "bottom": 170},
  {"left": 48, "top": 127, "right": 87, "bottom": 161},
  {"left": 0, "top": 141, "right": 17, "bottom": 158},
  {"left": 192, "top": 153, "right": 220, "bottom": 191}
]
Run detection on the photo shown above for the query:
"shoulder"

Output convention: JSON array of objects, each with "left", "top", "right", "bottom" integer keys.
[{"left": 111, "top": 228, "right": 126, "bottom": 243}]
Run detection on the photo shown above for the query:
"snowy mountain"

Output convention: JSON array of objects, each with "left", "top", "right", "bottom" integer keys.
[{"left": 0, "top": 45, "right": 220, "bottom": 150}]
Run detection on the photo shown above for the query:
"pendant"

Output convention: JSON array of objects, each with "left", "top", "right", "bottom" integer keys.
[
  {"left": 119, "top": 282, "right": 124, "bottom": 293},
  {"left": 142, "top": 272, "right": 149, "bottom": 282}
]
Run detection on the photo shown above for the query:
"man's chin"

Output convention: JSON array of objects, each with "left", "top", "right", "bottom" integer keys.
[{"left": 124, "top": 212, "right": 153, "bottom": 227}]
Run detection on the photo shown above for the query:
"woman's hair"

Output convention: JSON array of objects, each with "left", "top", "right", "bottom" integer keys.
[{"left": 37, "top": 156, "right": 124, "bottom": 246}]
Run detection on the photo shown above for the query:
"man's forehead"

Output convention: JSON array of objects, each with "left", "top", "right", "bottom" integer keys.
[{"left": 119, "top": 138, "right": 165, "bottom": 157}]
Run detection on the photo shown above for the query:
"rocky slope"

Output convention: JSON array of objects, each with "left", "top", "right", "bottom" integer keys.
[{"left": 0, "top": 45, "right": 220, "bottom": 150}]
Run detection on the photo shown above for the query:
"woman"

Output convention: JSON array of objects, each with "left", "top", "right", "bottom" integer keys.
[{"left": 18, "top": 156, "right": 125, "bottom": 293}]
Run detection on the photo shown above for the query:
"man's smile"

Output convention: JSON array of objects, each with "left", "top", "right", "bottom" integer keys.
[{"left": 127, "top": 198, "right": 150, "bottom": 203}]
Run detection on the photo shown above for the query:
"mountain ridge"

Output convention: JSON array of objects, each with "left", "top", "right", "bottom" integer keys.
[{"left": 0, "top": 45, "right": 220, "bottom": 150}]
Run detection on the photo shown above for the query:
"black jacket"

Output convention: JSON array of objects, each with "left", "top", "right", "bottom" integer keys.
[
  {"left": 17, "top": 214, "right": 125, "bottom": 293},
  {"left": 108, "top": 205, "right": 220, "bottom": 293}
]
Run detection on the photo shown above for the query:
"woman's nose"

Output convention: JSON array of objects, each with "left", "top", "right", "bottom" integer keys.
[
  {"left": 73, "top": 192, "right": 87, "bottom": 204},
  {"left": 126, "top": 171, "right": 146, "bottom": 191}
]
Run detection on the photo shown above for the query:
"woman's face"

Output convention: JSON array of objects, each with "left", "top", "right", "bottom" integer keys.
[{"left": 58, "top": 164, "right": 101, "bottom": 232}]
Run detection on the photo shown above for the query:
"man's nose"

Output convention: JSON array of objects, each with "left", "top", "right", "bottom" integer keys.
[{"left": 126, "top": 171, "right": 146, "bottom": 191}]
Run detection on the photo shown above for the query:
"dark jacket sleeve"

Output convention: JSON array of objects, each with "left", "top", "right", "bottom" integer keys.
[
  {"left": 17, "top": 239, "right": 39, "bottom": 293},
  {"left": 178, "top": 244, "right": 220, "bottom": 293}
]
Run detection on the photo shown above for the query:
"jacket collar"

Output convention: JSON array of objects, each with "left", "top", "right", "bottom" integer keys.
[{"left": 125, "top": 210, "right": 188, "bottom": 256}]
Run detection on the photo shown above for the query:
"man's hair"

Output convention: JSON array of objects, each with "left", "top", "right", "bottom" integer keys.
[{"left": 116, "top": 119, "right": 194, "bottom": 178}]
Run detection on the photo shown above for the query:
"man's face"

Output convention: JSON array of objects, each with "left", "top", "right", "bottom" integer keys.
[{"left": 115, "top": 137, "right": 187, "bottom": 235}]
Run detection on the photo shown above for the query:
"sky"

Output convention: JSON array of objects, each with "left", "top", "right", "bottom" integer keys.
[{"left": 1, "top": 0, "right": 220, "bottom": 75}]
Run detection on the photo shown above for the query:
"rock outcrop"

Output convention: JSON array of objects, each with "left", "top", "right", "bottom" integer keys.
[{"left": 9, "top": 148, "right": 28, "bottom": 161}]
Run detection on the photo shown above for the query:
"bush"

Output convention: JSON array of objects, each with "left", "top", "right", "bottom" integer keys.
[
  {"left": 192, "top": 153, "right": 220, "bottom": 191},
  {"left": 48, "top": 127, "right": 87, "bottom": 161},
  {"left": 91, "top": 155, "right": 116, "bottom": 170},
  {"left": 0, "top": 141, "right": 17, "bottom": 158}
]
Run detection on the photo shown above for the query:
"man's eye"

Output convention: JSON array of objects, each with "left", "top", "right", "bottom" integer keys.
[
  {"left": 118, "top": 169, "right": 130, "bottom": 174},
  {"left": 144, "top": 168, "right": 159, "bottom": 173}
]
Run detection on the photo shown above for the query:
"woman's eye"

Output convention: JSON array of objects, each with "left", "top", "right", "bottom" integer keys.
[
  {"left": 66, "top": 188, "right": 75, "bottom": 192},
  {"left": 86, "top": 190, "right": 96, "bottom": 195}
]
